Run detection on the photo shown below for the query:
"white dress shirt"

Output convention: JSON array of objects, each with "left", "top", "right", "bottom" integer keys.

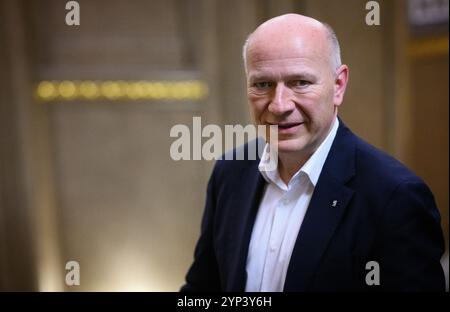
[{"left": 245, "top": 117, "right": 339, "bottom": 292}]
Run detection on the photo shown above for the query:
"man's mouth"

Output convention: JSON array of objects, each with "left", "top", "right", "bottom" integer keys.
[
  {"left": 268, "top": 122, "right": 303, "bottom": 135},
  {"left": 277, "top": 122, "right": 302, "bottom": 129}
]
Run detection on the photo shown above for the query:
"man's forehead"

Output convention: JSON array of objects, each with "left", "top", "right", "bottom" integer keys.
[
  {"left": 247, "top": 59, "right": 319, "bottom": 79},
  {"left": 246, "top": 25, "right": 328, "bottom": 63},
  {"left": 247, "top": 34, "right": 327, "bottom": 65},
  {"left": 248, "top": 14, "right": 327, "bottom": 46}
]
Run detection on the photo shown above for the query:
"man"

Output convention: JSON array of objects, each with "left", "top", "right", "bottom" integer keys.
[{"left": 181, "top": 14, "right": 445, "bottom": 291}]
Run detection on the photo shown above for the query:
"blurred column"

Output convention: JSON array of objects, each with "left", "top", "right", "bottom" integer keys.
[
  {"left": 214, "top": 0, "right": 258, "bottom": 127},
  {"left": 0, "top": 0, "right": 63, "bottom": 291}
]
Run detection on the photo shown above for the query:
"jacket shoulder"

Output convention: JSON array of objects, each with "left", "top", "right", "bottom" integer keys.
[{"left": 353, "top": 135, "right": 424, "bottom": 187}]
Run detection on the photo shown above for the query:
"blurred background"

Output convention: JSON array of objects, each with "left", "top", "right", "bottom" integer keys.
[{"left": 0, "top": 0, "right": 448, "bottom": 291}]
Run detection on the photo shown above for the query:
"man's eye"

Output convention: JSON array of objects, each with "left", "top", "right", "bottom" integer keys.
[
  {"left": 254, "top": 82, "right": 273, "bottom": 89},
  {"left": 291, "top": 80, "right": 310, "bottom": 87}
]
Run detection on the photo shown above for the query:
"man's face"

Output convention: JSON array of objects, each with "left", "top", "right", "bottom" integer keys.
[{"left": 246, "top": 27, "right": 345, "bottom": 158}]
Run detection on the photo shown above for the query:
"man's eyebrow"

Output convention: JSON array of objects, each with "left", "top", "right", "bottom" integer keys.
[
  {"left": 285, "top": 73, "right": 317, "bottom": 81},
  {"left": 248, "top": 74, "right": 274, "bottom": 82},
  {"left": 248, "top": 72, "right": 317, "bottom": 82}
]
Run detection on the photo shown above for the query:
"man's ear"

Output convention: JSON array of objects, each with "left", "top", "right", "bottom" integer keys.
[{"left": 333, "top": 64, "right": 349, "bottom": 107}]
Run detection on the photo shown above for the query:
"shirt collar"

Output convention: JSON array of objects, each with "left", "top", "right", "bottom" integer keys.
[{"left": 258, "top": 117, "right": 339, "bottom": 190}]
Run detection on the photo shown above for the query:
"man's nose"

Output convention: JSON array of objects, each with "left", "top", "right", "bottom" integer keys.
[{"left": 268, "top": 83, "right": 295, "bottom": 115}]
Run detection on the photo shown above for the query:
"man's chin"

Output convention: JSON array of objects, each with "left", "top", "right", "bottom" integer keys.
[{"left": 276, "top": 139, "right": 305, "bottom": 154}]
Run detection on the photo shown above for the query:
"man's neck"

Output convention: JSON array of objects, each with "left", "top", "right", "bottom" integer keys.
[{"left": 277, "top": 151, "right": 311, "bottom": 185}]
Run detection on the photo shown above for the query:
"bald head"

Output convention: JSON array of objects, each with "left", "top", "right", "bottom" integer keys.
[{"left": 243, "top": 14, "right": 341, "bottom": 74}]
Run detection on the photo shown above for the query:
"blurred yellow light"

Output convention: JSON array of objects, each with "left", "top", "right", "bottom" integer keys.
[
  {"left": 408, "top": 36, "right": 449, "bottom": 58},
  {"left": 126, "top": 82, "right": 146, "bottom": 99},
  {"left": 117, "top": 80, "right": 128, "bottom": 97},
  {"left": 36, "top": 81, "right": 57, "bottom": 100},
  {"left": 143, "top": 82, "right": 155, "bottom": 99},
  {"left": 172, "top": 82, "right": 191, "bottom": 99},
  {"left": 58, "top": 81, "right": 77, "bottom": 99},
  {"left": 101, "top": 81, "right": 123, "bottom": 99},
  {"left": 79, "top": 81, "right": 100, "bottom": 99},
  {"left": 167, "top": 82, "right": 179, "bottom": 99},
  {"left": 154, "top": 82, "right": 169, "bottom": 99},
  {"left": 35, "top": 80, "right": 208, "bottom": 102}
]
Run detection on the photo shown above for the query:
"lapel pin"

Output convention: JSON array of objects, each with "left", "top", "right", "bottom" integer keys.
[{"left": 332, "top": 200, "right": 338, "bottom": 207}]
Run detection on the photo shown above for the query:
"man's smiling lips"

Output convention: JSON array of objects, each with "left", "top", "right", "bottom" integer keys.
[{"left": 267, "top": 122, "right": 304, "bottom": 135}]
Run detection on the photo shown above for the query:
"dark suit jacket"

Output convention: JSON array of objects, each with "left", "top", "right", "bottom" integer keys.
[{"left": 181, "top": 119, "right": 445, "bottom": 291}]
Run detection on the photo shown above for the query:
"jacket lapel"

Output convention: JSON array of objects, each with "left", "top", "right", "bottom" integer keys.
[
  {"left": 283, "top": 177, "right": 354, "bottom": 291},
  {"left": 227, "top": 161, "right": 266, "bottom": 291},
  {"left": 284, "top": 121, "right": 356, "bottom": 291}
]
